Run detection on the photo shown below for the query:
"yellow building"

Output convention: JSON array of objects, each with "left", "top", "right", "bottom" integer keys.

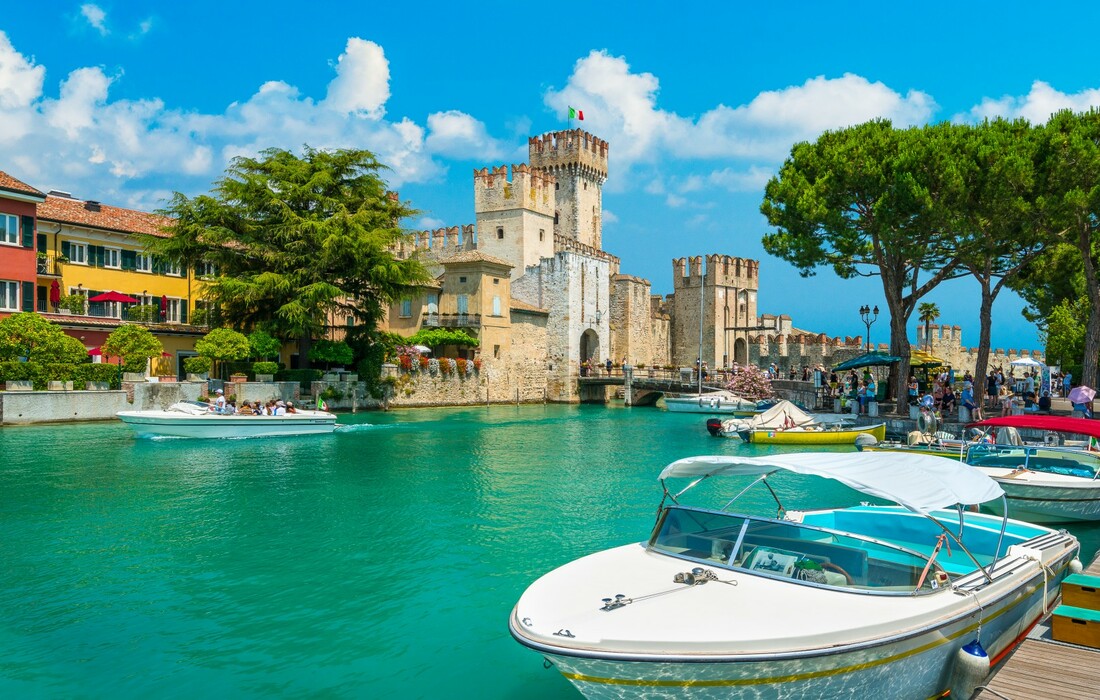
[{"left": 36, "top": 192, "right": 211, "bottom": 376}]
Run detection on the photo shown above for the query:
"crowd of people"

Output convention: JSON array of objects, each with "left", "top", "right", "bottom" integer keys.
[{"left": 207, "top": 388, "right": 299, "bottom": 415}]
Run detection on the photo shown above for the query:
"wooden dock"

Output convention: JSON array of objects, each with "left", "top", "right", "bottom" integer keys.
[{"left": 973, "top": 552, "right": 1100, "bottom": 700}]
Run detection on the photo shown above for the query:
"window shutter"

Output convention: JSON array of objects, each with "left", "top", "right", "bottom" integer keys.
[
  {"left": 22, "top": 281, "right": 34, "bottom": 311},
  {"left": 121, "top": 249, "right": 136, "bottom": 270},
  {"left": 21, "top": 216, "right": 34, "bottom": 248},
  {"left": 61, "top": 241, "right": 71, "bottom": 259},
  {"left": 37, "top": 233, "right": 46, "bottom": 252},
  {"left": 180, "top": 299, "right": 188, "bottom": 324},
  {"left": 152, "top": 256, "right": 163, "bottom": 275},
  {"left": 94, "top": 246, "right": 105, "bottom": 268}
]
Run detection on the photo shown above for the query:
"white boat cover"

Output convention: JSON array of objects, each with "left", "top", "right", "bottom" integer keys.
[
  {"left": 727, "top": 399, "right": 817, "bottom": 431},
  {"left": 668, "top": 390, "right": 753, "bottom": 406},
  {"left": 658, "top": 452, "right": 1005, "bottom": 514}
]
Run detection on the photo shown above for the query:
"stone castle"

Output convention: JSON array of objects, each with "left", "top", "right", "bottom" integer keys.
[{"left": 383, "top": 128, "right": 1043, "bottom": 403}]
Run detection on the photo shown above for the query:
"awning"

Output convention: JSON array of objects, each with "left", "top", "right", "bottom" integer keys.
[
  {"left": 832, "top": 351, "right": 901, "bottom": 371},
  {"left": 658, "top": 452, "right": 1004, "bottom": 513},
  {"left": 89, "top": 291, "right": 139, "bottom": 303},
  {"left": 970, "top": 415, "right": 1100, "bottom": 440}
]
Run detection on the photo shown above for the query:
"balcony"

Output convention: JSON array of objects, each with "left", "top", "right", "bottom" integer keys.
[
  {"left": 426, "top": 312, "right": 481, "bottom": 328},
  {"left": 36, "top": 255, "right": 63, "bottom": 277}
]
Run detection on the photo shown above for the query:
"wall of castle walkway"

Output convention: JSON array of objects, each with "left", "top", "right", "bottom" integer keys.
[{"left": 0, "top": 381, "right": 206, "bottom": 425}]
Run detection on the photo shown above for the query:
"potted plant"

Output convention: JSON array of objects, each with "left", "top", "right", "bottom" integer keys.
[
  {"left": 252, "top": 361, "right": 278, "bottom": 382},
  {"left": 183, "top": 355, "right": 212, "bottom": 380}
]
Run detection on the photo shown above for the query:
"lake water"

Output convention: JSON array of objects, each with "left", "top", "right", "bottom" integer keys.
[{"left": 2, "top": 404, "right": 1098, "bottom": 699}]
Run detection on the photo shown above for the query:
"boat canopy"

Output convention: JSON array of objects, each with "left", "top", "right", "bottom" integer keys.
[
  {"left": 658, "top": 452, "right": 1004, "bottom": 514},
  {"left": 970, "top": 415, "right": 1100, "bottom": 440},
  {"left": 736, "top": 400, "right": 816, "bottom": 430}
]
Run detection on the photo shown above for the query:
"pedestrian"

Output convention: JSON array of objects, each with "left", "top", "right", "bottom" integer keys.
[
  {"left": 961, "top": 381, "right": 981, "bottom": 421},
  {"left": 606, "top": 358, "right": 613, "bottom": 376},
  {"left": 1064, "top": 372, "right": 1073, "bottom": 397}
]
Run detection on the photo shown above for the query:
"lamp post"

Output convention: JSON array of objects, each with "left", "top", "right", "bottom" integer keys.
[{"left": 859, "top": 304, "right": 879, "bottom": 352}]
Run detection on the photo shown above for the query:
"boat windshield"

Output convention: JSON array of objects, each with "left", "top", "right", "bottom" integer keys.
[
  {"left": 966, "top": 444, "right": 1100, "bottom": 480},
  {"left": 648, "top": 507, "right": 948, "bottom": 594}
]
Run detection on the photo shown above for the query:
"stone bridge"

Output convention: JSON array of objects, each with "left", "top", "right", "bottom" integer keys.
[{"left": 576, "top": 367, "right": 823, "bottom": 407}]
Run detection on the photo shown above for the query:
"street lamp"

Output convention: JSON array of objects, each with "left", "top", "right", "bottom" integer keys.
[{"left": 859, "top": 304, "right": 879, "bottom": 352}]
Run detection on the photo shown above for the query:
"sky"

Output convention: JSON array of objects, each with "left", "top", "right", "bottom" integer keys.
[{"left": 3, "top": 2, "right": 1099, "bottom": 352}]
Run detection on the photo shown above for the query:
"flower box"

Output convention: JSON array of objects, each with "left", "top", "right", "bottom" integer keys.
[
  {"left": 254, "top": 374, "right": 275, "bottom": 382},
  {"left": 48, "top": 380, "right": 74, "bottom": 391},
  {"left": 5, "top": 380, "right": 32, "bottom": 391},
  {"left": 86, "top": 381, "right": 110, "bottom": 391}
]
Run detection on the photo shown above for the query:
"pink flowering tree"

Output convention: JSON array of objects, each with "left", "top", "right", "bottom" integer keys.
[{"left": 725, "top": 365, "right": 775, "bottom": 399}]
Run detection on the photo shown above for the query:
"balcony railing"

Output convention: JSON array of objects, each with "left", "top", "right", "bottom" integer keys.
[
  {"left": 36, "top": 255, "right": 63, "bottom": 276},
  {"left": 426, "top": 312, "right": 481, "bottom": 328}
]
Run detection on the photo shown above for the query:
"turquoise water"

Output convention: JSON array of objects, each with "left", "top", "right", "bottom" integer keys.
[{"left": 2, "top": 404, "right": 1099, "bottom": 699}]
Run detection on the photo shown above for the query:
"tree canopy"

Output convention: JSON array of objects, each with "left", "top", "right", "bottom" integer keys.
[
  {"left": 148, "top": 146, "right": 431, "bottom": 366},
  {"left": 102, "top": 324, "right": 163, "bottom": 372},
  {"left": 406, "top": 328, "right": 480, "bottom": 350},
  {"left": 0, "top": 313, "right": 88, "bottom": 363},
  {"left": 195, "top": 328, "right": 251, "bottom": 361}
]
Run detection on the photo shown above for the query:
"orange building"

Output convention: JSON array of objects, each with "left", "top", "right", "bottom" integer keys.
[{"left": 0, "top": 170, "right": 46, "bottom": 314}]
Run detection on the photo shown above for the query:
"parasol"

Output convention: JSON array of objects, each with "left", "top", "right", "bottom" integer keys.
[
  {"left": 49, "top": 280, "right": 60, "bottom": 305},
  {"left": 88, "top": 290, "right": 139, "bottom": 303},
  {"left": 412, "top": 345, "right": 432, "bottom": 354},
  {"left": 832, "top": 351, "right": 901, "bottom": 371},
  {"left": 1068, "top": 386, "right": 1096, "bottom": 405},
  {"left": 88, "top": 347, "right": 102, "bottom": 356},
  {"left": 160, "top": 295, "right": 168, "bottom": 320}
]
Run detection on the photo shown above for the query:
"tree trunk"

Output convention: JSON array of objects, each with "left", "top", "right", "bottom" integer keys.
[
  {"left": 1078, "top": 226, "right": 1100, "bottom": 389},
  {"left": 298, "top": 334, "right": 312, "bottom": 370},
  {"left": 972, "top": 280, "right": 994, "bottom": 393},
  {"left": 889, "top": 311, "right": 912, "bottom": 415}
]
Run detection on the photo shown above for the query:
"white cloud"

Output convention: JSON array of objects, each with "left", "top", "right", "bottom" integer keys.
[
  {"left": 0, "top": 31, "right": 45, "bottom": 110},
  {"left": 417, "top": 216, "right": 445, "bottom": 229},
  {"left": 960, "top": 81, "right": 1100, "bottom": 123},
  {"left": 707, "top": 166, "right": 774, "bottom": 192},
  {"left": 323, "top": 38, "right": 390, "bottom": 118},
  {"left": 424, "top": 110, "right": 506, "bottom": 160},
  {"left": 81, "top": 4, "right": 109, "bottom": 35},
  {"left": 602, "top": 209, "right": 618, "bottom": 224},
  {"left": 666, "top": 194, "right": 687, "bottom": 208}
]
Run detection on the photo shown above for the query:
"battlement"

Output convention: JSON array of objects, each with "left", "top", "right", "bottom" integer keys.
[
  {"left": 528, "top": 129, "right": 608, "bottom": 178},
  {"left": 474, "top": 164, "right": 555, "bottom": 216},
  {"left": 408, "top": 224, "right": 477, "bottom": 257},
  {"left": 672, "top": 255, "right": 760, "bottom": 289},
  {"left": 554, "top": 233, "right": 619, "bottom": 267}
]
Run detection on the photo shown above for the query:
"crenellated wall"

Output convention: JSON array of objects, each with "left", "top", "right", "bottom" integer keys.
[
  {"left": 529, "top": 129, "right": 607, "bottom": 250},
  {"left": 916, "top": 323, "right": 1046, "bottom": 375}
]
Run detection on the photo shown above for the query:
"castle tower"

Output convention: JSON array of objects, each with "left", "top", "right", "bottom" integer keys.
[
  {"left": 473, "top": 164, "right": 556, "bottom": 281},
  {"left": 528, "top": 129, "right": 608, "bottom": 250},
  {"left": 670, "top": 255, "right": 761, "bottom": 368}
]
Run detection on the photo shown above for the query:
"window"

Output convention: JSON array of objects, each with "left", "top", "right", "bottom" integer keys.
[
  {"left": 493, "top": 278, "right": 499, "bottom": 285},
  {"left": 0, "top": 214, "right": 17, "bottom": 245},
  {"left": 427, "top": 293, "right": 439, "bottom": 314},
  {"left": 135, "top": 253, "right": 152, "bottom": 272},
  {"left": 104, "top": 247, "right": 120, "bottom": 269},
  {"left": 400, "top": 298, "right": 412, "bottom": 317},
  {"left": 583, "top": 181, "right": 587, "bottom": 190},
  {"left": 69, "top": 242, "right": 88, "bottom": 265},
  {"left": 346, "top": 316, "right": 355, "bottom": 327},
  {"left": 459, "top": 276, "right": 467, "bottom": 283},
  {"left": 195, "top": 261, "right": 216, "bottom": 278},
  {"left": 493, "top": 344, "right": 500, "bottom": 359},
  {"left": 164, "top": 262, "right": 181, "bottom": 276},
  {"left": 164, "top": 298, "right": 181, "bottom": 322},
  {"left": 457, "top": 294, "right": 468, "bottom": 314},
  {"left": 0, "top": 281, "right": 17, "bottom": 310},
  {"left": 539, "top": 229, "right": 544, "bottom": 241},
  {"left": 554, "top": 212, "right": 559, "bottom": 225},
  {"left": 492, "top": 295, "right": 501, "bottom": 316},
  {"left": 497, "top": 227, "right": 504, "bottom": 240}
]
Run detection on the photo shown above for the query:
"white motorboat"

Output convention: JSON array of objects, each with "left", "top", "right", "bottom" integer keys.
[
  {"left": 510, "top": 452, "right": 1080, "bottom": 699},
  {"left": 964, "top": 443, "right": 1100, "bottom": 522},
  {"left": 117, "top": 401, "right": 337, "bottom": 438},
  {"left": 663, "top": 390, "right": 760, "bottom": 415}
]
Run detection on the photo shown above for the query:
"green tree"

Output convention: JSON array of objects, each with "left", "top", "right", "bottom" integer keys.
[
  {"left": 148, "top": 146, "right": 431, "bottom": 367},
  {"left": 1042, "top": 297, "right": 1088, "bottom": 373},
  {"left": 248, "top": 329, "right": 281, "bottom": 360},
  {"left": 308, "top": 339, "right": 354, "bottom": 366},
  {"left": 1032, "top": 110, "right": 1100, "bottom": 387},
  {"left": 0, "top": 313, "right": 88, "bottom": 363},
  {"left": 761, "top": 121, "right": 965, "bottom": 413},
  {"left": 407, "top": 328, "right": 480, "bottom": 351},
  {"left": 953, "top": 119, "right": 1045, "bottom": 386},
  {"left": 194, "top": 328, "right": 250, "bottom": 378},
  {"left": 102, "top": 324, "right": 164, "bottom": 373},
  {"left": 917, "top": 302, "right": 940, "bottom": 350}
]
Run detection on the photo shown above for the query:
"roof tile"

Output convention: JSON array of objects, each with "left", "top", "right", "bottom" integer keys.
[{"left": 37, "top": 195, "right": 173, "bottom": 237}]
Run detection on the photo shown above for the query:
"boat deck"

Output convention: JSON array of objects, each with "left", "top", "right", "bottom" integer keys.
[{"left": 974, "top": 553, "right": 1100, "bottom": 700}]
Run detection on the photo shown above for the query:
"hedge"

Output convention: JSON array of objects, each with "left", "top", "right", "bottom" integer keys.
[
  {"left": 275, "top": 368, "right": 322, "bottom": 390},
  {"left": 0, "top": 361, "right": 122, "bottom": 390}
]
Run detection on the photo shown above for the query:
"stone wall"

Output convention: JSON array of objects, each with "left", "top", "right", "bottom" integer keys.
[
  {"left": 0, "top": 389, "right": 130, "bottom": 424},
  {"left": 610, "top": 274, "right": 658, "bottom": 367},
  {"left": 917, "top": 323, "right": 1047, "bottom": 374}
]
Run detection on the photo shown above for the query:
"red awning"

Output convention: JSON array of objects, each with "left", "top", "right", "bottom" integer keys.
[
  {"left": 969, "top": 415, "right": 1100, "bottom": 440},
  {"left": 89, "top": 291, "right": 139, "bottom": 303},
  {"left": 88, "top": 347, "right": 102, "bottom": 356}
]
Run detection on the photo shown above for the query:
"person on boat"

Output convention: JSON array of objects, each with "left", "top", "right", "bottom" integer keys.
[
  {"left": 214, "top": 388, "right": 227, "bottom": 414},
  {"left": 273, "top": 400, "right": 286, "bottom": 416},
  {"left": 238, "top": 401, "right": 255, "bottom": 416},
  {"left": 285, "top": 401, "right": 297, "bottom": 414}
]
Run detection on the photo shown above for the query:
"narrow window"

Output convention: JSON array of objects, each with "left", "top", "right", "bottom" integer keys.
[
  {"left": 492, "top": 295, "right": 501, "bottom": 316},
  {"left": 497, "top": 227, "right": 504, "bottom": 240},
  {"left": 539, "top": 229, "right": 544, "bottom": 241},
  {"left": 457, "top": 295, "right": 469, "bottom": 314},
  {"left": 400, "top": 298, "right": 412, "bottom": 317},
  {"left": 0, "top": 215, "right": 18, "bottom": 245}
]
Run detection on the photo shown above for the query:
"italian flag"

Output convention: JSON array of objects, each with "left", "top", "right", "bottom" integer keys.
[{"left": 568, "top": 106, "right": 584, "bottom": 121}]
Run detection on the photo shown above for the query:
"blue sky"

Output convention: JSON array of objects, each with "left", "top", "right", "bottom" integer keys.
[{"left": 3, "top": 2, "right": 1099, "bottom": 352}]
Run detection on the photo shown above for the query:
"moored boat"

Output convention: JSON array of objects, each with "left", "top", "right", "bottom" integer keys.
[
  {"left": 706, "top": 399, "right": 885, "bottom": 444},
  {"left": 663, "top": 390, "right": 761, "bottom": 415},
  {"left": 117, "top": 401, "right": 337, "bottom": 438},
  {"left": 509, "top": 452, "right": 1081, "bottom": 699}
]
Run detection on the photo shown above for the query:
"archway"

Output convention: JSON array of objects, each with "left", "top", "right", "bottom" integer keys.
[
  {"left": 579, "top": 329, "right": 600, "bottom": 369},
  {"left": 734, "top": 338, "right": 747, "bottom": 365}
]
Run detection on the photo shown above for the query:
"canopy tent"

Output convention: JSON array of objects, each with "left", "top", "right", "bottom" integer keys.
[
  {"left": 1009, "top": 357, "right": 1044, "bottom": 369},
  {"left": 970, "top": 414, "right": 1100, "bottom": 441},
  {"left": 658, "top": 452, "right": 1004, "bottom": 514},
  {"left": 832, "top": 351, "right": 901, "bottom": 371},
  {"left": 88, "top": 291, "right": 139, "bottom": 303}
]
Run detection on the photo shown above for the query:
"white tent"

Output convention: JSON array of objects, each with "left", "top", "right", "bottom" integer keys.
[{"left": 1009, "top": 357, "right": 1043, "bottom": 369}]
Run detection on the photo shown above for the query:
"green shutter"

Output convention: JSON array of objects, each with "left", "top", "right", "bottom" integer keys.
[
  {"left": 61, "top": 241, "right": 71, "bottom": 259},
  {"left": 180, "top": 299, "right": 188, "bottom": 324},
  {"left": 20, "top": 216, "right": 34, "bottom": 248},
  {"left": 121, "top": 249, "right": 136, "bottom": 270},
  {"left": 94, "top": 246, "right": 105, "bottom": 268},
  {"left": 21, "top": 281, "right": 34, "bottom": 311},
  {"left": 36, "top": 233, "right": 46, "bottom": 252},
  {"left": 152, "top": 256, "right": 163, "bottom": 275}
]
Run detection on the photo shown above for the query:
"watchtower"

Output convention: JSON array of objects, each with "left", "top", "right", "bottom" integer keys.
[
  {"left": 528, "top": 129, "right": 608, "bottom": 250},
  {"left": 473, "top": 164, "right": 556, "bottom": 280},
  {"left": 671, "top": 255, "right": 761, "bottom": 368}
]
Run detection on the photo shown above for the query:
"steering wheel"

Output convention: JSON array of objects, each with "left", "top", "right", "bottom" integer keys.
[{"left": 822, "top": 562, "right": 854, "bottom": 585}]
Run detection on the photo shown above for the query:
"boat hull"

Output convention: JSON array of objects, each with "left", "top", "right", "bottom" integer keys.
[
  {"left": 664, "top": 395, "right": 757, "bottom": 415},
  {"left": 514, "top": 555, "right": 1071, "bottom": 700},
  {"left": 116, "top": 411, "right": 337, "bottom": 438},
  {"left": 983, "top": 478, "right": 1100, "bottom": 522},
  {"left": 857, "top": 444, "right": 968, "bottom": 460},
  {"left": 742, "top": 423, "right": 886, "bottom": 445}
]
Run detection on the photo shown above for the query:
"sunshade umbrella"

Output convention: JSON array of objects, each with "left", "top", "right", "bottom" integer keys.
[
  {"left": 88, "top": 290, "right": 139, "bottom": 303},
  {"left": 1068, "top": 386, "right": 1096, "bottom": 404},
  {"left": 832, "top": 351, "right": 901, "bottom": 372},
  {"left": 412, "top": 345, "right": 432, "bottom": 354},
  {"left": 87, "top": 347, "right": 102, "bottom": 356},
  {"left": 910, "top": 350, "right": 947, "bottom": 368},
  {"left": 49, "top": 280, "right": 60, "bottom": 305},
  {"left": 160, "top": 295, "right": 168, "bottom": 320}
]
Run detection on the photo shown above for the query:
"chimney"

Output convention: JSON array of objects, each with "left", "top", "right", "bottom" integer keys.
[
  {"left": 84, "top": 200, "right": 101, "bottom": 212},
  {"left": 47, "top": 190, "right": 73, "bottom": 198}
]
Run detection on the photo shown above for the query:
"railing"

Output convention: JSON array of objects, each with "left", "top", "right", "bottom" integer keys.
[
  {"left": 425, "top": 312, "right": 481, "bottom": 328},
  {"left": 36, "top": 256, "right": 63, "bottom": 276}
]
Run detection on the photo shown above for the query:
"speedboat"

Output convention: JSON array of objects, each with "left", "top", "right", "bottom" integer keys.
[
  {"left": 510, "top": 452, "right": 1080, "bottom": 699},
  {"left": 663, "top": 390, "right": 760, "bottom": 415},
  {"left": 706, "top": 399, "right": 885, "bottom": 444},
  {"left": 117, "top": 401, "right": 337, "bottom": 438}
]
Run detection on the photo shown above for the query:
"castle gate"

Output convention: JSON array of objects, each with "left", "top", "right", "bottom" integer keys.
[{"left": 734, "top": 338, "right": 747, "bottom": 365}]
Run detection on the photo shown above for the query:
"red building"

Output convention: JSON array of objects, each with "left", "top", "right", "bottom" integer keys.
[{"left": 0, "top": 170, "right": 46, "bottom": 317}]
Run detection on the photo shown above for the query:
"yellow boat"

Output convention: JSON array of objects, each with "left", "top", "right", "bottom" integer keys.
[{"left": 741, "top": 423, "right": 887, "bottom": 445}]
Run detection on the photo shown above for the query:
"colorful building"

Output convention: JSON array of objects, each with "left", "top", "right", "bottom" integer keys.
[{"left": 0, "top": 170, "right": 46, "bottom": 315}]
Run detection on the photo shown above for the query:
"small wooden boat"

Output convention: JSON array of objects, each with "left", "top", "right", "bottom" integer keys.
[{"left": 707, "top": 399, "right": 885, "bottom": 445}]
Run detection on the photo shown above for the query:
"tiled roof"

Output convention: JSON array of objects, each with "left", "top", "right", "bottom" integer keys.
[
  {"left": 37, "top": 195, "right": 174, "bottom": 237},
  {"left": 0, "top": 170, "right": 45, "bottom": 199},
  {"left": 509, "top": 298, "right": 548, "bottom": 314},
  {"left": 439, "top": 250, "right": 514, "bottom": 268}
]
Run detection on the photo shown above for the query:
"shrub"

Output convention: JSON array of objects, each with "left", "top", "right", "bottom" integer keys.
[
  {"left": 309, "top": 339, "right": 354, "bottom": 366},
  {"left": 248, "top": 330, "right": 281, "bottom": 360},
  {"left": 73, "top": 363, "right": 122, "bottom": 389},
  {"left": 184, "top": 356, "right": 213, "bottom": 375},
  {"left": 456, "top": 357, "right": 468, "bottom": 375},
  {"left": 103, "top": 324, "right": 163, "bottom": 372},
  {"left": 252, "top": 361, "right": 279, "bottom": 375},
  {"left": 398, "top": 354, "right": 412, "bottom": 372},
  {"left": 418, "top": 355, "right": 430, "bottom": 371},
  {"left": 57, "top": 294, "right": 86, "bottom": 315},
  {"left": 0, "top": 313, "right": 88, "bottom": 363}
]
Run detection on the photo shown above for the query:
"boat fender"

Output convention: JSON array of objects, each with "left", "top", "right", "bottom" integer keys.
[
  {"left": 853, "top": 433, "right": 878, "bottom": 450},
  {"left": 706, "top": 418, "right": 724, "bottom": 437},
  {"left": 1071, "top": 558, "right": 1084, "bottom": 574},
  {"left": 947, "top": 639, "right": 989, "bottom": 699}
]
